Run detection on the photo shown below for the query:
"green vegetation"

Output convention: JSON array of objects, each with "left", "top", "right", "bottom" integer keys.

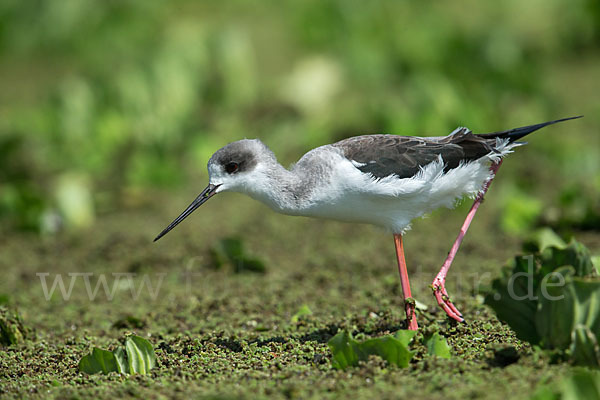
[
  {"left": 0, "top": 306, "right": 31, "bottom": 346},
  {"left": 1, "top": 0, "right": 599, "bottom": 399},
  {"left": 79, "top": 335, "right": 156, "bottom": 375},
  {"left": 531, "top": 370, "right": 600, "bottom": 400},
  {"left": 484, "top": 231, "right": 600, "bottom": 366},
  {"left": 328, "top": 330, "right": 416, "bottom": 369},
  {"left": 328, "top": 329, "right": 450, "bottom": 370}
]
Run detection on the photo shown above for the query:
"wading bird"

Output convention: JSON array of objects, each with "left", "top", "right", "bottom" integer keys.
[{"left": 155, "top": 116, "right": 580, "bottom": 330}]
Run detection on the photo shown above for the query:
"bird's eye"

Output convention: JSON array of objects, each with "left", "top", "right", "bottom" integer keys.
[{"left": 225, "top": 162, "right": 239, "bottom": 174}]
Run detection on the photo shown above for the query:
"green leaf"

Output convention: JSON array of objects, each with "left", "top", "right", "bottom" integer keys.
[
  {"left": 570, "top": 325, "right": 600, "bottom": 367},
  {"left": 79, "top": 336, "right": 156, "bottom": 375},
  {"left": 528, "top": 385, "right": 560, "bottom": 400},
  {"left": 113, "top": 347, "right": 128, "bottom": 374},
  {"left": 534, "top": 266, "right": 577, "bottom": 349},
  {"left": 78, "top": 347, "right": 119, "bottom": 375},
  {"left": 360, "top": 336, "right": 414, "bottom": 367},
  {"left": 484, "top": 257, "right": 541, "bottom": 345},
  {"left": 424, "top": 332, "right": 451, "bottom": 359},
  {"left": 328, "top": 331, "right": 360, "bottom": 370},
  {"left": 540, "top": 240, "right": 595, "bottom": 277},
  {"left": 124, "top": 335, "right": 156, "bottom": 374},
  {"left": 394, "top": 330, "right": 417, "bottom": 347},
  {"left": 0, "top": 307, "right": 29, "bottom": 346},
  {"left": 484, "top": 238, "right": 598, "bottom": 351},
  {"left": 560, "top": 370, "right": 600, "bottom": 400},
  {"left": 327, "top": 331, "right": 414, "bottom": 370},
  {"left": 523, "top": 228, "right": 567, "bottom": 253},
  {"left": 290, "top": 304, "right": 312, "bottom": 323},
  {"left": 592, "top": 256, "right": 600, "bottom": 275},
  {"left": 536, "top": 270, "right": 600, "bottom": 353}
]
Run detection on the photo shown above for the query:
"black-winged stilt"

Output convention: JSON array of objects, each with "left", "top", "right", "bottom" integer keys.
[{"left": 154, "top": 116, "right": 581, "bottom": 330}]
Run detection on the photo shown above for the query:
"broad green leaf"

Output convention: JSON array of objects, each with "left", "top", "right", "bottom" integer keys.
[
  {"left": 424, "top": 333, "right": 451, "bottom": 359},
  {"left": 484, "top": 259, "right": 540, "bottom": 345},
  {"left": 560, "top": 370, "right": 600, "bottom": 400},
  {"left": 394, "top": 330, "right": 416, "bottom": 347},
  {"left": 540, "top": 240, "right": 595, "bottom": 278},
  {"left": 113, "top": 347, "right": 128, "bottom": 374},
  {"left": 328, "top": 331, "right": 360, "bottom": 370},
  {"left": 78, "top": 347, "right": 119, "bottom": 374},
  {"left": 290, "top": 304, "right": 312, "bottom": 323},
  {"left": 528, "top": 386, "right": 559, "bottom": 400},
  {"left": 0, "top": 307, "right": 28, "bottom": 345},
  {"left": 570, "top": 325, "right": 600, "bottom": 367},
  {"left": 125, "top": 335, "right": 156, "bottom": 374},
  {"left": 592, "top": 256, "right": 600, "bottom": 275},
  {"left": 534, "top": 266, "right": 577, "bottom": 349},
  {"left": 328, "top": 331, "right": 414, "bottom": 369},
  {"left": 360, "top": 336, "right": 414, "bottom": 367},
  {"left": 523, "top": 228, "right": 566, "bottom": 253},
  {"left": 569, "top": 279, "right": 600, "bottom": 337}
]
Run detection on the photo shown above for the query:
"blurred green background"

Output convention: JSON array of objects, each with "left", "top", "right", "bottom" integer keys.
[{"left": 1, "top": 0, "right": 599, "bottom": 236}]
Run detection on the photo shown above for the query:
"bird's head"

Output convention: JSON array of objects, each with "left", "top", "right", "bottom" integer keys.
[{"left": 153, "top": 139, "right": 274, "bottom": 241}]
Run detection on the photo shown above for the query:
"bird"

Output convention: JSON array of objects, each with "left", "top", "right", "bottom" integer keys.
[{"left": 154, "top": 116, "right": 581, "bottom": 330}]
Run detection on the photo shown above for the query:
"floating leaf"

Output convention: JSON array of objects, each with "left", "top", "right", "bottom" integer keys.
[
  {"left": 113, "top": 347, "right": 128, "bottom": 374},
  {"left": 78, "top": 348, "right": 119, "bottom": 375},
  {"left": 534, "top": 266, "right": 577, "bottom": 349},
  {"left": 424, "top": 332, "right": 451, "bottom": 359},
  {"left": 394, "top": 329, "right": 417, "bottom": 347},
  {"left": 523, "top": 228, "right": 567, "bottom": 253},
  {"left": 328, "top": 331, "right": 360, "bottom": 370},
  {"left": 484, "top": 255, "right": 540, "bottom": 345},
  {"left": 570, "top": 325, "right": 600, "bottom": 367},
  {"left": 360, "top": 336, "right": 414, "bottom": 367},
  {"left": 485, "top": 236, "right": 600, "bottom": 366},
  {"left": 125, "top": 335, "right": 156, "bottom": 374},
  {"left": 592, "top": 256, "right": 600, "bottom": 275},
  {"left": 528, "top": 385, "right": 559, "bottom": 400},
  {"left": 530, "top": 370, "right": 600, "bottom": 400},
  {"left": 560, "top": 370, "right": 600, "bottom": 400},
  {"left": 540, "top": 240, "right": 595, "bottom": 277},
  {"left": 290, "top": 304, "right": 312, "bottom": 323},
  {"left": 79, "top": 335, "right": 156, "bottom": 375},
  {"left": 0, "top": 307, "right": 30, "bottom": 346},
  {"left": 328, "top": 331, "right": 414, "bottom": 370}
]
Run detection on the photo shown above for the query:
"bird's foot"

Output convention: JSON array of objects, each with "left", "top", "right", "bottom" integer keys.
[{"left": 431, "top": 278, "right": 464, "bottom": 323}]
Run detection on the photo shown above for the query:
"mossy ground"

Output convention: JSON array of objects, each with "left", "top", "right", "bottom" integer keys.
[{"left": 1, "top": 189, "right": 595, "bottom": 399}]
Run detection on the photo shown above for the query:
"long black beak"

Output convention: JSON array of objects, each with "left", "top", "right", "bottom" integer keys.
[{"left": 153, "top": 184, "right": 220, "bottom": 242}]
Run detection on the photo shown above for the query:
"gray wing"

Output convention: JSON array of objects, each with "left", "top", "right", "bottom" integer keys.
[{"left": 332, "top": 129, "right": 496, "bottom": 179}]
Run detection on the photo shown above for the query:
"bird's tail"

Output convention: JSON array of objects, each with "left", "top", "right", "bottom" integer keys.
[{"left": 478, "top": 116, "right": 582, "bottom": 142}]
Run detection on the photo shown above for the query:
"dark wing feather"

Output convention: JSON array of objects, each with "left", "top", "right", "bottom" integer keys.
[{"left": 332, "top": 129, "right": 495, "bottom": 179}]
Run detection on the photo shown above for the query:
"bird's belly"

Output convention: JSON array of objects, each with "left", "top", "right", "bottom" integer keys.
[
  {"left": 295, "top": 195, "right": 417, "bottom": 232},
  {"left": 290, "top": 160, "right": 495, "bottom": 233}
]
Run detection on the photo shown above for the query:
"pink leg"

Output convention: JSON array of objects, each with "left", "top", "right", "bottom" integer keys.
[
  {"left": 432, "top": 160, "right": 503, "bottom": 322},
  {"left": 394, "top": 234, "right": 419, "bottom": 330}
]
